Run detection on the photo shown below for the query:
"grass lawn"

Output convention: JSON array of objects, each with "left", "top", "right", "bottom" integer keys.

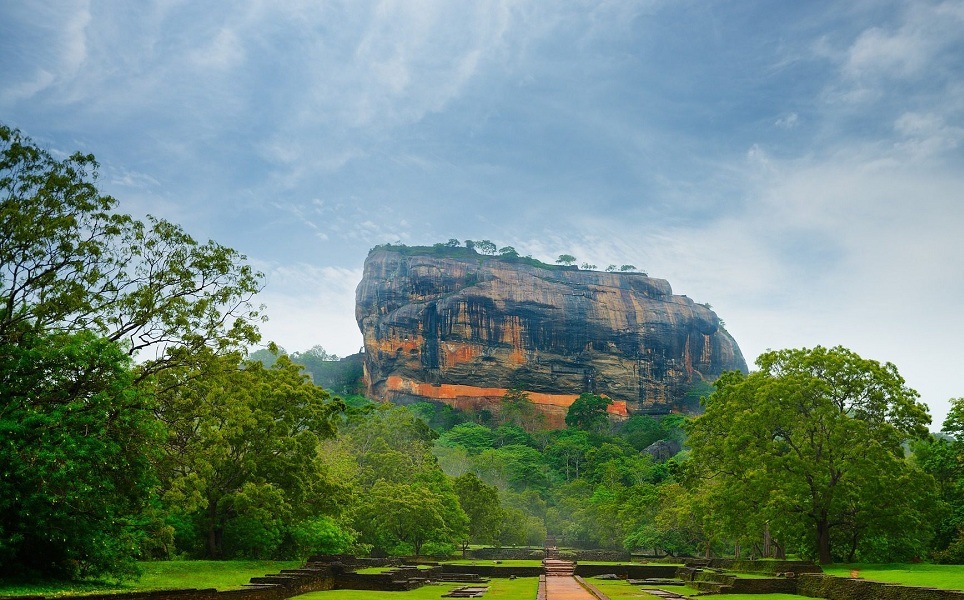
[
  {"left": 589, "top": 579, "right": 805, "bottom": 599},
  {"left": 822, "top": 563, "right": 964, "bottom": 591},
  {"left": 295, "top": 577, "right": 539, "bottom": 600},
  {"left": 0, "top": 560, "right": 300, "bottom": 597}
]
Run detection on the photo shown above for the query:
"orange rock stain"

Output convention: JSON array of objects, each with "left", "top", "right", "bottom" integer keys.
[
  {"left": 386, "top": 375, "right": 578, "bottom": 408},
  {"left": 441, "top": 342, "right": 481, "bottom": 368}
]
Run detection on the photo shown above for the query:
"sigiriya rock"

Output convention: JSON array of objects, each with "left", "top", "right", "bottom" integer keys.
[{"left": 355, "top": 245, "right": 747, "bottom": 427}]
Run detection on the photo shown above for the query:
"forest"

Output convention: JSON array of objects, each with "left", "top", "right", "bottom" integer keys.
[{"left": 2, "top": 123, "right": 964, "bottom": 583}]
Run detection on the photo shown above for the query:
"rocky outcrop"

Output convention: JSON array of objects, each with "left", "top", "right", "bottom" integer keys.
[{"left": 355, "top": 246, "right": 746, "bottom": 427}]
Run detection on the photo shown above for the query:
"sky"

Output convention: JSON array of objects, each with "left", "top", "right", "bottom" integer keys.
[{"left": 2, "top": 0, "right": 963, "bottom": 426}]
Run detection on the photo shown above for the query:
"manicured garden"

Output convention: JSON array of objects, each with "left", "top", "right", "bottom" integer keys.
[
  {"left": 822, "top": 563, "right": 964, "bottom": 591},
  {"left": 0, "top": 561, "right": 300, "bottom": 597}
]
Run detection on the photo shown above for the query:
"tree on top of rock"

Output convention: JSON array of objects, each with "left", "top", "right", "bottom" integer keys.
[{"left": 556, "top": 254, "right": 577, "bottom": 266}]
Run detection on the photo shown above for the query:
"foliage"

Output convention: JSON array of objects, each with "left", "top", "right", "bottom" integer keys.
[
  {"left": 437, "top": 422, "right": 496, "bottom": 454},
  {"left": 565, "top": 393, "right": 613, "bottom": 433},
  {"left": 151, "top": 352, "right": 346, "bottom": 559},
  {"left": 288, "top": 516, "right": 355, "bottom": 557},
  {"left": 498, "top": 388, "right": 545, "bottom": 433},
  {"left": 0, "top": 330, "right": 159, "bottom": 579},
  {"left": 917, "top": 397, "right": 964, "bottom": 562},
  {"left": 476, "top": 444, "right": 550, "bottom": 492},
  {"left": 357, "top": 479, "right": 467, "bottom": 556},
  {"left": 453, "top": 473, "right": 503, "bottom": 550},
  {"left": 0, "top": 124, "right": 264, "bottom": 379},
  {"left": 289, "top": 346, "right": 364, "bottom": 395},
  {"left": 556, "top": 254, "right": 577, "bottom": 266},
  {"left": 687, "top": 346, "right": 934, "bottom": 563}
]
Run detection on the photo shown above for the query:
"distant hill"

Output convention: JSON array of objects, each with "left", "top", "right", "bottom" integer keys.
[{"left": 249, "top": 347, "right": 364, "bottom": 396}]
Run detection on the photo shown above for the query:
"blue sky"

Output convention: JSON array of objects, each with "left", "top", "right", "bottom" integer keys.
[{"left": 3, "top": 1, "right": 963, "bottom": 425}]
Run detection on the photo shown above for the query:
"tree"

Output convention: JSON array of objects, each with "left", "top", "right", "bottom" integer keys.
[
  {"left": 476, "top": 444, "right": 549, "bottom": 491},
  {"left": 499, "top": 388, "right": 545, "bottom": 433},
  {"left": 359, "top": 479, "right": 466, "bottom": 557},
  {"left": 918, "top": 398, "right": 964, "bottom": 561},
  {"left": 476, "top": 240, "right": 497, "bottom": 255},
  {"left": 556, "top": 254, "right": 577, "bottom": 266},
  {"left": 0, "top": 330, "right": 159, "bottom": 579},
  {"left": 545, "top": 430, "right": 592, "bottom": 481},
  {"left": 0, "top": 124, "right": 264, "bottom": 577},
  {"left": 152, "top": 352, "right": 346, "bottom": 558},
  {"left": 605, "top": 265, "right": 618, "bottom": 272},
  {"left": 619, "top": 264, "right": 637, "bottom": 272},
  {"left": 0, "top": 124, "right": 264, "bottom": 378},
  {"left": 498, "top": 246, "right": 519, "bottom": 257},
  {"left": 687, "top": 346, "right": 933, "bottom": 563},
  {"left": 580, "top": 263, "right": 596, "bottom": 270},
  {"left": 453, "top": 473, "right": 503, "bottom": 554},
  {"left": 565, "top": 393, "right": 612, "bottom": 433},
  {"left": 436, "top": 422, "right": 495, "bottom": 454},
  {"left": 445, "top": 238, "right": 461, "bottom": 248}
]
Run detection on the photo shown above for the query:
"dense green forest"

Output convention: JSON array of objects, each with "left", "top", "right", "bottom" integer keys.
[{"left": 3, "top": 124, "right": 964, "bottom": 583}]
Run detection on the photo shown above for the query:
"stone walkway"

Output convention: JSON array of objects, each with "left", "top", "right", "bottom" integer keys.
[
  {"left": 543, "top": 576, "right": 600, "bottom": 600},
  {"left": 539, "top": 560, "right": 604, "bottom": 600}
]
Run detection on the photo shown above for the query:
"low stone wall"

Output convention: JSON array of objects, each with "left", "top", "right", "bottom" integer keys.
[
  {"left": 729, "top": 577, "right": 798, "bottom": 594},
  {"left": 702, "top": 558, "right": 823, "bottom": 575},
  {"left": 467, "top": 547, "right": 545, "bottom": 560},
  {"left": 331, "top": 573, "right": 418, "bottom": 591},
  {"left": 441, "top": 564, "right": 545, "bottom": 578},
  {"left": 798, "top": 574, "right": 964, "bottom": 600},
  {"left": 18, "top": 567, "right": 336, "bottom": 600},
  {"left": 570, "top": 550, "right": 632, "bottom": 562},
  {"left": 574, "top": 564, "right": 678, "bottom": 579}
]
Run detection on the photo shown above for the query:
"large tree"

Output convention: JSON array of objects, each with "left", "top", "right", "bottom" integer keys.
[
  {"left": 565, "top": 393, "right": 612, "bottom": 433},
  {"left": 687, "top": 346, "right": 934, "bottom": 563},
  {"left": 0, "top": 124, "right": 265, "bottom": 576},
  {"left": 0, "top": 331, "right": 158, "bottom": 579},
  {"left": 0, "top": 124, "right": 263, "bottom": 378},
  {"left": 453, "top": 473, "right": 503, "bottom": 554},
  {"left": 152, "top": 352, "right": 345, "bottom": 558}
]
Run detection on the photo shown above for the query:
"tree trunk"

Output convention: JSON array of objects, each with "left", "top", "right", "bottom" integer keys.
[
  {"left": 816, "top": 519, "right": 832, "bottom": 564},
  {"left": 207, "top": 502, "right": 221, "bottom": 558}
]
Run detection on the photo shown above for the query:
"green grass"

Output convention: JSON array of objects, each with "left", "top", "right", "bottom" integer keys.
[
  {"left": 296, "top": 577, "right": 539, "bottom": 600},
  {"left": 0, "top": 560, "right": 300, "bottom": 597},
  {"left": 823, "top": 563, "right": 964, "bottom": 591},
  {"left": 589, "top": 579, "right": 804, "bottom": 599}
]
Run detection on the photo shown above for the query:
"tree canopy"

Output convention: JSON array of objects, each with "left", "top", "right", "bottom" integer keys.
[
  {"left": 0, "top": 124, "right": 264, "bottom": 378},
  {"left": 0, "top": 124, "right": 266, "bottom": 578},
  {"left": 687, "top": 346, "right": 934, "bottom": 563}
]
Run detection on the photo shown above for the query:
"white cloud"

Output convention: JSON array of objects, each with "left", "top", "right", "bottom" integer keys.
[
  {"left": 833, "top": 1, "right": 964, "bottom": 91},
  {"left": 255, "top": 263, "right": 364, "bottom": 356},
  {"left": 774, "top": 112, "right": 799, "bottom": 129}
]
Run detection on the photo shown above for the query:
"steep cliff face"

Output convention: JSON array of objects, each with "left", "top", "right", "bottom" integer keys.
[{"left": 355, "top": 247, "right": 747, "bottom": 427}]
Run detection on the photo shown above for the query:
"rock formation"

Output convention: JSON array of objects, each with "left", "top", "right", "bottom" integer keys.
[{"left": 355, "top": 246, "right": 747, "bottom": 427}]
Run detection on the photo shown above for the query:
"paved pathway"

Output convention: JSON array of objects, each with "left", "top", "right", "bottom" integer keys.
[
  {"left": 543, "top": 575, "right": 600, "bottom": 599},
  {"left": 540, "top": 560, "right": 603, "bottom": 600}
]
